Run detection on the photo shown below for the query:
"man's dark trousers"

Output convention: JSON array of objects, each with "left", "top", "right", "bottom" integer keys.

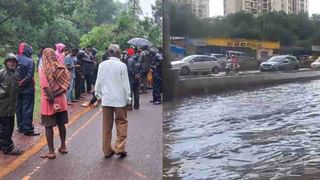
[
  {"left": 131, "top": 80, "right": 140, "bottom": 108},
  {"left": 16, "top": 93, "right": 35, "bottom": 133},
  {"left": 152, "top": 74, "right": 161, "bottom": 101},
  {"left": 0, "top": 116, "right": 14, "bottom": 153}
]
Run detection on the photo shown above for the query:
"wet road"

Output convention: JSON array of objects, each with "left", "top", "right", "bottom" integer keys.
[
  {"left": 164, "top": 80, "right": 320, "bottom": 179},
  {"left": 5, "top": 92, "right": 162, "bottom": 180}
]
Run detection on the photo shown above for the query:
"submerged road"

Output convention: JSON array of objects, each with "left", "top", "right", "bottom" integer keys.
[
  {"left": 164, "top": 79, "right": 320, "bottom": 179},
  {"left": 5, "top": 92, "right": 162, "bottom": 180}
]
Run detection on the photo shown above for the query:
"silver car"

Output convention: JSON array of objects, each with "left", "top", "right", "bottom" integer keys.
[
  {"left": 211, "top": 53, "right": 228, "bottom": 69},
  {"left": 171, "top": 55, "right": 221, "bottom": 75}
]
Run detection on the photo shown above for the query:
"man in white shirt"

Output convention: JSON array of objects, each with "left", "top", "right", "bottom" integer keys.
[{"left": 95, "top": 44, "right": 131, "bottom": 158}]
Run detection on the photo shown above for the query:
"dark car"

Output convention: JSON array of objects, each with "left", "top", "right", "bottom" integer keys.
[{"left": 259, "top": 55, "right": 299, "bottom": 72}]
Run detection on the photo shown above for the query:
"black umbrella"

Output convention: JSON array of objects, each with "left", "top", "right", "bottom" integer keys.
[{"left": 127, "top": 38, "right": 153, "bottom": 48}]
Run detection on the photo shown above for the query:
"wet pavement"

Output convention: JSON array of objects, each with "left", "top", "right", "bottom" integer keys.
[
  {"left": 3, "top": 92, "right": 162, "bottom": 180},
  {"left": 0, "top": 94, "right": 93, "bottom": 172},
  {"left": 164, "top": 79, "right": 320, "bottom": 179}
]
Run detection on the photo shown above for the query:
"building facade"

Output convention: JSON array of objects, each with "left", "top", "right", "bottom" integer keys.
[
  {"left": 172, "top": 0, "right": 210, "bottom": 18},
  {"left": 224, "top": 0, "right": 308, "bottom": 16}
]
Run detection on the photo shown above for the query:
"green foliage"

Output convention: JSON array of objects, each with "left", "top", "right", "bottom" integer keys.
[
  {"left": 80, "top": 25, "right": 115, "bottom": 50},
  {"left": 80, "top": 10, "right": 162, "bottom": 52},
  {"left": 0, "top": 0, "right": 120, "bottom": 55},
  {"left": 170, "top": 2, "right": 320, "bottom": 47}
]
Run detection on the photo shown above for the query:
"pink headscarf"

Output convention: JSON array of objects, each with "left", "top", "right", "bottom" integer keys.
[{"left": 55, "top": 43, "right": 66, "bottom": 64}]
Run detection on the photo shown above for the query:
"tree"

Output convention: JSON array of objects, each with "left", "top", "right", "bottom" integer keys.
[
  {"left": 0, "top": 0, "right": 121, "bottom": 55},
  {"left": 169, "top": 5, "right": 320, "bottom": 48}
]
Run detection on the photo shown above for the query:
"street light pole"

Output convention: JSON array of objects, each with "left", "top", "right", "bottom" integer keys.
[{"left": 163, "top": 0, "right": 176, "bottom": 101}]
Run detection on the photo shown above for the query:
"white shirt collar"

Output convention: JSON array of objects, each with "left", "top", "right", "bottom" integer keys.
[{"left": 109, "top": 56, "right": 120, "bottom": 61}]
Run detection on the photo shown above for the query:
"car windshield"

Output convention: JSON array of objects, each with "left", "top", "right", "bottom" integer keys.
[{"left": 268, "top": 56, "right": 285, "bottom": 62}]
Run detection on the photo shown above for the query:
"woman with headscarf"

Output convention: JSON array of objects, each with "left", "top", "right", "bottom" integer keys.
[
  {"left": 39, "top": 48, "right": 71, "bottom": 159},
  {"left": 55, "top": 43, "right": 66, "bottom": 65}
]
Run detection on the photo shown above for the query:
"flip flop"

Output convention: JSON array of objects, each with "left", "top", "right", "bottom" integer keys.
[
  {"left": 40, "top": 153, "right": 56, "bottom": 159},
  {"left": 58, "top": 148, "right": 68, "bottom": 154}
]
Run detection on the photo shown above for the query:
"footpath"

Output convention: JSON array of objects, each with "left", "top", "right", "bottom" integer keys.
[{"left": 0, "top": 91, "right": 162, "bottom": 180}]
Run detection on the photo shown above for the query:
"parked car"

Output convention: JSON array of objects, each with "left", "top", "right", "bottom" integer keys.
[
  {"left": 171, "top": 55, "right": 221, "bottom": 75},
  {"left": 311, "top": 57, "right": 320, "bottom": 68},
  {"left": 259, "top": 55, "right": 299, "bottom": 72},
  {"left": 210, "top": 53, "right": 228, "bottom": 69}
]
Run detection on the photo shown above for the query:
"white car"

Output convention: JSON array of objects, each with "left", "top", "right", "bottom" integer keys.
[
  {"left": 311, "top": 57, "right": 320, "bottom": 68},
  {"left": 171, "top": 55, "right": 221, "bottom": 75}
]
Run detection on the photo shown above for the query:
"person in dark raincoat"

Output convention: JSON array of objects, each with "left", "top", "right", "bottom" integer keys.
[
  {"left": 150, "top": 48, "right": 163, "bottom": 105},
  {"left": 16, "top": 43, "right": 39, "bottom": 136},
  {"left": 127, "top": 51, "right": 142, "bottom": 109},
  {"left": 0, "top": 53, "right": 23, "bottom": 155}
]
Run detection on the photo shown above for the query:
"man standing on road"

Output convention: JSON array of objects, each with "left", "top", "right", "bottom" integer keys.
[
  {"left": 0, "top": 54, "right": 23, "bottom": 155},
  {"left": 16, "top": 43, "right": 39, "bottom": 136},
  {"left": 127, "top": 51, "right": 142, "bottom": 110},
  {"left": 64, "top": 47, "right": 79, "bottom": 105},
  {"left": 139, "top": 46, "right": 152, "bottom": 94},
  {"left": 150, "top": 48, "right": 163, "bottom": 105},
  {"left": 95, "top": 44, "right": 131, "bottom": 159}
]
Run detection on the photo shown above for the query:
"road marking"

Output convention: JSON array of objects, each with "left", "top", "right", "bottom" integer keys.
[
  {"left": 0, "top": 106, "right": 93, "bottom": 178},
  {"left": 21, "top": 109, "right": 102, "bottom": 180}
]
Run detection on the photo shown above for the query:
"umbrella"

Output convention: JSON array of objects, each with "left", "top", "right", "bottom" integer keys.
[{"left": 127, "top": 38, "right": 152, "bottom": 48}]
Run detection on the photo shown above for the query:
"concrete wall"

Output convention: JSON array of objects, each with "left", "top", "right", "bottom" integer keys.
[{"left": 174, "top": 70, "right": 320, "bottom": 97}]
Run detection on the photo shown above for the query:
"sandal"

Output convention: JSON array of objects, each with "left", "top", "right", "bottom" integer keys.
[
  {"left": 58, "top": 147, "right": 68, "bottom": 154},
  {"left": 4, "top": 148, "right": 23, "bottom": 156},
  {"left": 40, "top": 153, "right": 56, "bottom": 159}
]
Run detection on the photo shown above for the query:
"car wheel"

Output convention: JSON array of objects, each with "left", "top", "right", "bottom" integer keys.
[
  {"left": 212, "top": 67, "right": 220, "bottom": 74},
  {"left": 180, "top": 66, "right": 190, "bottom": 75}
]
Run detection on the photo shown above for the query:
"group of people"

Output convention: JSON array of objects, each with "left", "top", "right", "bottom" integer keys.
[
  {"left": 38, "top": 44, "right": 99, "bottom": 106},
  {"left": 0, "top": 43, "right": 40, "bottom": 155},
  {"left": 0, "top": 41, "right": 163, "bottom": 159},
  {"left": 122, "top": 46, "right": 163, "bottom": 109}
]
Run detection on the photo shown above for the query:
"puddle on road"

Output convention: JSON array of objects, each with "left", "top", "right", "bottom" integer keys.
[{"left": 164, "top": 80, "right": 320, "bottom": 179}]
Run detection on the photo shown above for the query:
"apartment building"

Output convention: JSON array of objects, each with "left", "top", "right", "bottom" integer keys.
[
  {"left": 172, "top": 0, "right": 210, "bottom": 18},
  {"left": 224, "top": 0, "right": 308, "bottom": 16}
]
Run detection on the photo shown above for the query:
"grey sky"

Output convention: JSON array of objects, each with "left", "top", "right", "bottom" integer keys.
[{"left": 210, "top": 0, "right": 320, "bottom": 17}]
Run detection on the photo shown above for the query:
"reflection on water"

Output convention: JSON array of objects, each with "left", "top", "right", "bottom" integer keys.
[{"left": 164, "top": 80, "right": 320, "bottom": 179}]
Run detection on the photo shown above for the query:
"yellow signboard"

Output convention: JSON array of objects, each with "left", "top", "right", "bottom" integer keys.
[{"left": 206, "top": 38, "right": 280, "bottom": 50}]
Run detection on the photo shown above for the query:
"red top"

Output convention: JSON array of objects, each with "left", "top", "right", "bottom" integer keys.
[
  {"left": 39, "top": 68, "right": 68, "bottom": 116},
  {"left": 127, "top": 48, "right": 135, "bottom": 56}
]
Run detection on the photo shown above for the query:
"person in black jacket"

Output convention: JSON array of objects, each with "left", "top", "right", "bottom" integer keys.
[
  {"left": 0, "top": 53, "right": 23, "bottom": 155},
  {"left": 16, "top": 43, "right": 39, "bottom": 136},
  {"left": 150, "top": 48, "right": 163, "bottom": 105},
  {"left": 127, "top": 53, "right": 142, "bottom": 109}
]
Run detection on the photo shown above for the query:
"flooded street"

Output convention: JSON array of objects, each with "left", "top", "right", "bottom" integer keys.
[{"left": 164, "top": 80, "right": 320, "bottom": 179}]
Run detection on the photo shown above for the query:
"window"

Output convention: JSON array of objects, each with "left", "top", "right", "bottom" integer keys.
[{"left": 193, "top": 57, "right": 203, "bottom": 62}]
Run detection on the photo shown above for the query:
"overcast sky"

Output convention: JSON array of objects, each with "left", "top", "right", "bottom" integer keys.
[
  {"left": 118, "top": 0, "right": 156, "bottom": 17},
  {"left": 118, "top": 0, "right": 320, "bottom": 18},
  {"left": 210, "top": 0, "right": 320, "bottom": 17}
]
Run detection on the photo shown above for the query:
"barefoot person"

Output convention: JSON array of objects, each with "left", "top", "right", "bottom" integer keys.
[
  {"left": 95, "top": 44, "right": 131, "bottom": 158},
  {"left": 0, "top": 53, "right": 23, "bottom": 155},
  {"left": 39, "top": 48, "right": 71, "bottom": 159}
]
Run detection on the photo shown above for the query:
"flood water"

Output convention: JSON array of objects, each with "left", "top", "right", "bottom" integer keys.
[{"left": 164, "top": 80, "right": 320, "bottom": 179}]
